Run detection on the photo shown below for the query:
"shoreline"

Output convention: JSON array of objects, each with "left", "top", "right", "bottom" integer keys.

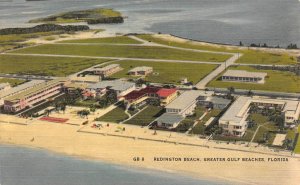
[
  {"left": 0, "top": 142, "right": 226, "bottom": 185},
  {"left": 1, "top": 118, "right": 300, "bottom": 185}
]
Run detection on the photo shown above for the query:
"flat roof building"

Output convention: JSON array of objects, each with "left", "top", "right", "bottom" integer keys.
[
  {"left": 156, "top": 113, "right": 184, "bottom": 129},
  {"left": 222, "top": 70, "right": 267, "bottom": 84},
  {"left": 128, "top": 66, "right": 153, "bottom": 76},
  {"left": 85, "top": 79, "right": 135, "bottom": 98},
  {"left": 4, "top": 78, "right": 66, "bottom": 113},
  {"left": 70, "top": 75, "right": 101, "bottom": 83},
  {"left": 219, "top": 96, "right": 300, "bottom": 137},
  {"left": 0, "top": 80, "right": 45, "bottom": 107},
  {"left": 93, "top": 64, "right": 122, "bottom": 77},
  {"left": 166, "top": 90, "right": 212, "bottom": 116}
]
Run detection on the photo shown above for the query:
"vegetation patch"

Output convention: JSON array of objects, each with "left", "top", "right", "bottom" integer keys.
[
  {"left": 125, "top": 106, "right": 164, "bottom": 126},
  {"left": 11, "top": 44, "right": 231, "bottom": 62},
  {"left": 294, "top": 127, "right": 300, "bottom": 154},
  {"left": 60, "top": 36, "right": 142, "bottom": 44},
  {"left": 96, "top": 106, "right": 128, "bottom": 123},
  {"left": 0, "top": 78, "right": 26, "bottom": 87},
  {"left": 137, "top": 34, "right": 297, "bottom": 65},
  {"left": 110, "top": 60, "right": 217, "bottom": 84},
  {"left": 0, "top": 55, "right": 108, "bottom": 76},
  {"left": 208, "top": 65, "right": 300, "bottom": 93},
  {"left": 29, "top": 9, "right": 123, "bottom": 24}
]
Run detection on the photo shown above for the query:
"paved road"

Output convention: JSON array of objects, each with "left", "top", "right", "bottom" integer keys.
[
  {"left": 195, "top": 53, "right": 242, "bottom": 89},
  {"left": 2, "top": 53, "right": 223, "bottom": 65},
  {"left": 209, "top": 87, "right": 300, "bottom": 99},
  {"left": 53, "top": 43, "right": 148, "bottom": 46}
]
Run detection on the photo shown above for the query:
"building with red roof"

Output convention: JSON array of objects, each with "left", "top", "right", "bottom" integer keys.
[{"left": 124, "top": 86, "right": 177, "bottom": 107}]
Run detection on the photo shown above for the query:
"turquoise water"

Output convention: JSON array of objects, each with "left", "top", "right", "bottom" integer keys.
[
  {"left": 0, "top": 0, "right": 299, "bottom": 46},
  {"left": 0, "top": 145, "right": 226, "bottom": 185}
]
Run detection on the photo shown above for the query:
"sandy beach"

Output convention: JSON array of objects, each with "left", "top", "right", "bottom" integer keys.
[
  {"left": 151, "top": 34, "right": 300, "bottom": 56},
  {"left": 0, "top": 114, "right": 300, "bottom": 185}
]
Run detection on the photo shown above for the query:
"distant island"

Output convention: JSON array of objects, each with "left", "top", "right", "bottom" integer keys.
[
  {"left": 29, "top": 8, "right": 124, "bottom": 24},
  {"left": 0, "top": 24, "right": 89, "bottom": 35}
]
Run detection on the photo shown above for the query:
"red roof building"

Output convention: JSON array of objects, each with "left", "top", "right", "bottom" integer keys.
[{"left": 124, "top": 86, "right": 177, "bottom": 106}]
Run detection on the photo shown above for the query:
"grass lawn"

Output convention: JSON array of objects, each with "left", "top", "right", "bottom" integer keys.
[
  {"left": 74, "top": 99, "right": 98, "bottom": 107},
  {"left": 0, "top": 55, "right": 109, "bottom": 76},
  {"left": 248, "top": 114, "right": 277, "bottom": 145},
  {"left": 208, "top": 65, "right": 300, "bottom": 93},
  {"left": 125, "top": 106, "right": 164, "bottom": 126},
  {"left": 11, "top": 44, "right": 231, "bottom": 62},
  {"left": 252, "top": 123, "right": 277, "bottom": 145},
  {"left": 111, "top": 60, "right": 218, "bottom": 84},
  {"left": 137, "top": 34, "right": 297, "bottom": 65},
  {"left": 96, "top": 106, "right": 128, "bottom": 123},
  {"left": 178, "top": 107, "right": 206, "bottom": 133},
  {"left": 0, "top": 78, "right": 25, "bottom": 87},
  {"left": 294, "top": 127, "right": 300, "bottom": 154},
  {"left": 0, "top": 32, "right": 63, "bottom": 52},
  {"left": 190, "top": 108, "right": 221, "bottom": 135},
  {"left": 60, "top": 36, "right": 142, "bottom": 44}
]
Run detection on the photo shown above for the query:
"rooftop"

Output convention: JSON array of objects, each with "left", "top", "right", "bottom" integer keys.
[
  {"left": 95, "top": 64, "right": 120, "bottom": 72},
  {"left": 223, "top": 70, "right": 267, "bottom": 79},
  {"left": 156, "top": 113, "right": 184, "bottom": 125},
  {"left": 220, "top": 96, "right": 300, "bottom": 125},
  {"left": 124, "top": 86, "right": 160, "bottom": 100},
  {"left": 5, "top": 78, "right": 67, "bottom": 102},
  {"left": 209, "top": 96, "right": 231, "bottom": 105},
  {"left": 88, "top": 79, "right": 135, "bottom": 92},
  {"left": 0, "top": 80, "right": 45, "bottom": 100},
  {"left": 157, "top": 88, "right": 177, "bottom": 98},
  {"left": 128, "top": 66, "right": 153, "bottom": 72},
  {"left": 219, "top": 96, "right": 250, "bottom": 125},
  {"left": 166, "top": 90, "right": 210, "bottom": 110}
]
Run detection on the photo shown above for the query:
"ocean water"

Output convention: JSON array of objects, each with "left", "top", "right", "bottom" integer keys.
[
  {"left": 0, "top": 0, "right": 299, "bottom": 46},
  {"left": 0, "top": 145, "right": 225, "bottom": 185}
]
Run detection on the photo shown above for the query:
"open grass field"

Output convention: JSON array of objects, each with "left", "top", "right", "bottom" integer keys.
[
  {"left": 137, "top": 34, "right": 297, "bottom": 65},
  {"left": 0, "top": 78, "right": 25, "bottom": 87},
  {"left": 96, "top": 106, "right": 128, "bottom": 123},
  {"left": 294, "top": 127, "right": 300, "bottom": 154},
  {"left": 125, "top": 106, "right": 164, "bottom": 126},
  {"left": 10, "top": 44, "right": 231, "bottom": 62},
  {"left": 208, "top": 65, "right": 300, "bottom": 93},
  {"left": 0, "top": 55, "right": 109, "bottom": 76},
  {"left": 111, "top": 60, "right": 218, "bottom": 84},
  {"left": 0, "top": 32, "right": 62, "bottom": 52},
  {"left": 60, "top": 36, "right": 142, "bottom": 44}
]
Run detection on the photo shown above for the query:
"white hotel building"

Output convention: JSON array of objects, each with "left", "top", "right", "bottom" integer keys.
[{"left": 219, "top": 96, "right": 300, "bottom": 137}]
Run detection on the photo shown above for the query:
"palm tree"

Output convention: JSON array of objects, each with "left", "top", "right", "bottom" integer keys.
[
  {"left": 247, "top": 90, "right": 254, "bottom": 97},
  {"left": 44, "top": 109, "right": 50, "bottom": 117}
]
